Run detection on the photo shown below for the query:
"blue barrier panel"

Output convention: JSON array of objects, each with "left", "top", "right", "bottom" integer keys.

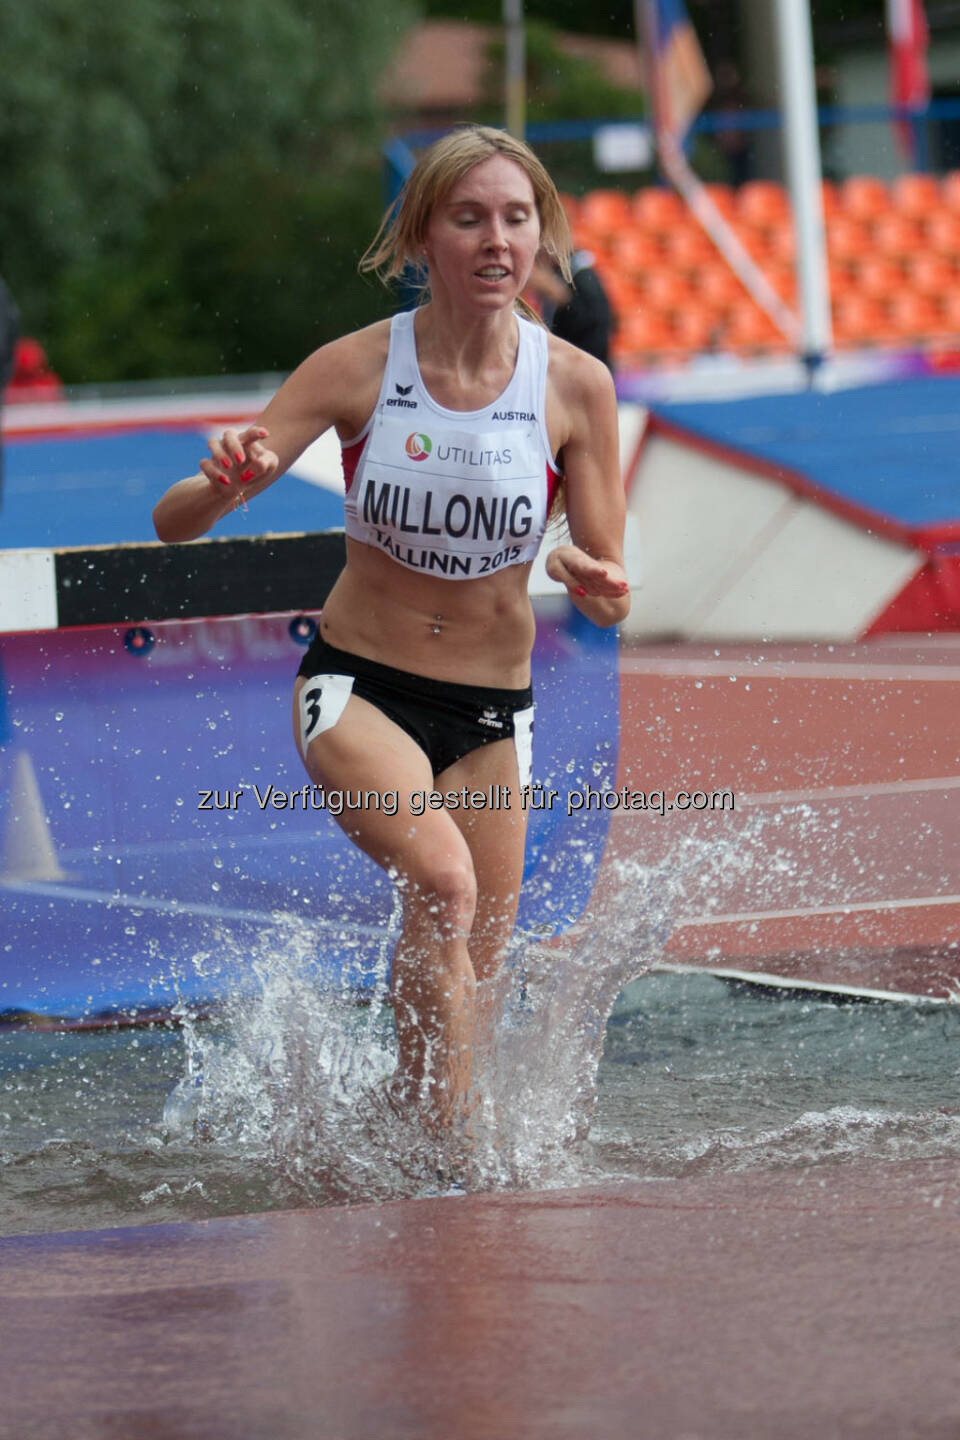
[{"left": 0, "top": 604, "right": 617, "bottom": 1019}]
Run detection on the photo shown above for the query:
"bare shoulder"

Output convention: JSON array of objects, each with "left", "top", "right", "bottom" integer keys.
[
  {"left": 266, "top": 318, "right": 392, "bottom": 439},
  {"left": 546, "top": 332, "right": 616, "bottom": 407},
  {"left": 545, "top": 333, "right": 617, "bottom": 454},
  {"left": 297, "top": 318, "right": 391, "bottom": 392}
]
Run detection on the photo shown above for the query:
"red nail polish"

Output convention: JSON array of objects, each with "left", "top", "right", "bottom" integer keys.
[
  {"left": 575, "top": 585, "right": 587, "bottom": 597},
  {"left": 241, "top": 469, "right": 254, "bottom": 482},
  {"left": 217, "top": 474, "right": 231, "bottom": 486},
  {"left": 235, "top": 451, "right": 245, "bottom": 463}
]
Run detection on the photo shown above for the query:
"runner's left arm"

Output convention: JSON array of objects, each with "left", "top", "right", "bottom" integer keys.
[{"left": 545, "top": 350, "right": 629, "bottom": 627}]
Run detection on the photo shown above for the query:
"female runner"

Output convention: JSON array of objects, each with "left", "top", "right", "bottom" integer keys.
[{"left": 153, "top": 125, "right": 630, "bottom": 1130}]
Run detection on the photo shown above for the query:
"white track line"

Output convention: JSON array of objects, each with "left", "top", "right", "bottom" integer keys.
[
  {"left": 620, "top": 656, "right": 960, "bottom": 682},
  {"left": 741, "top": 774, "right": 960, "bottom": 805},
  {"left": 0, "top": 879, "right": 389, "bottom": 936},
  {"left": 869, "top": 634, "right": 960, "bottom": 649},
  {"left": 53, "top": 831, "right": 343, "bottom": 863},
  {"left": 651, "top": 962, "right": 954, "bottom": 1005},
  {"left": 677, "top": 892, "right": 960, "bottom": 928}
]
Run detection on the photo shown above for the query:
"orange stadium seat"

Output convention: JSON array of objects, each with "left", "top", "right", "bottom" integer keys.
[
  {"left": 723, "top": 299, "right": 788, "bottom": 353},
  {"left": 924, "top": 209, "right": 960, "bottom": 255},
  {"left": 736, "top": 180, "right": 789, "bottom": 226},
  {"left": 887, "top": 291, "right": 948, "bottom": 341},
  {"left": 938, "top": 290, "right": 960, "bottom": 334},
  {"left": 613, "top": 310, "right": 678, "bottom": 361},
  {"left": 825, "top": 215, "right": 873, "bottom": 263},
  {"left": 643, "top": 269, "right": 696, "bottom": 313},
  {"left": 891, "top": 172, "right": 941, "bottom": 219},
  {"left": 832, "top": 293, "right": 894, "bottom": 347},
  {"left": 841, "top": 175, "right": 889, "bottom": 220},
  {"left": 820, "top": 180, "right": 842, "bottom": 219},
  {"left": 765, "top": 262, "right": 797, "bottom": 304},
  {"left": 906, "top": 252, "right": 958, "bottom": 296},
  {"left": 632, "top": 186, "right": 686, "bottom": 231},
  {"left": 828, "top": 262, "right": 858, "bottom": 301},
  {"left": 569, "top": 220, "right": 605, "bottom": 255},
  {"left": 829, "top": 270, "right": 857, "bottom": 313},
  {"left": 558, "top": 192, "right": 580, "bottom": 227},
  {"left": 872, "top": 212, "right": 925, "bottom": 258},
  {"left": 854, "top": 254, "right": 905, "bottom": 300},
  {"left": 664, "top": 223, "right": 718, "bottom": 270},
  {"left": 941, "top": 171, "right": 960, "bottom": 213},
  {"left": 672, "top": 308, "right": 722, "bottom": 355},
  {"left": 611, "top": 231, "right": 664, "bottom": 276},
  {"left": 767, "top": 218, "right": 796, "bottom": 264},
  {"left": 578, "top": 189, "right": 633, "bottom": 238},
  {"left": 729, "top": 218, "right": 775, "bottom": 264},
  {"left": 694, "top": 261, "right": 749, "bottom": 310},
  {"left": 599, "top": 272, "right": 640, "bottom": 315}
]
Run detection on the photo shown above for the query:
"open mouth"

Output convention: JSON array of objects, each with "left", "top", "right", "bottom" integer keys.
[{"left": 475, "top": 267, "right": 510, "bottom": 281}]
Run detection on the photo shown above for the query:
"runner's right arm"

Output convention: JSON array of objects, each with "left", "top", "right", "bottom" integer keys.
[{"left": 152, "top": 325, "right": 387, "bottom": 543}]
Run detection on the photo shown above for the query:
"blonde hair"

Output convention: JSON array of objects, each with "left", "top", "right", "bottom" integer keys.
[{"left": 360, "top": 125, "right": 572, "bottom": 313}]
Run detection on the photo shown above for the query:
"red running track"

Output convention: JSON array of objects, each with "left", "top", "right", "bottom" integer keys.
[
  {"left": 2, "top": 1161, "right": 959, "bottom": 1439},
  {"left": 606, "top": 637, "right": 960, "bottom": 1000}
]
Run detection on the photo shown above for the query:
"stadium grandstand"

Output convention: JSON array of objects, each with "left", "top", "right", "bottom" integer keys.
[{"left": 565, "top": 170, "right": 960, "bottom": 365}]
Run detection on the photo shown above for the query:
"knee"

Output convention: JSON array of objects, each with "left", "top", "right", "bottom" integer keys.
[{"left": 407, "top": 854, "right": 477, "bottom": 934}]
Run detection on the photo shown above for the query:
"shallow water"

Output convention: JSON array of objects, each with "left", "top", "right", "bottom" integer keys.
[{"left": 2, "top": 960, "right": 958, "bottom": 1239}]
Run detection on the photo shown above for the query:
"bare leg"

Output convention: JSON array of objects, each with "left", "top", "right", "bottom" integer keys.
[
  {"left": 293, "top": 679, "right": 493, "bottom": 1127},
  {"left": 436, "top": 737, "right": 529, "bottom": 1087},
  {"left": 387, "top": 879, "right": 477, "bottom": 1125}
]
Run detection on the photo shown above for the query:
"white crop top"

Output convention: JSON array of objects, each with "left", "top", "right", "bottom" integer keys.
[{"left": 342, "top": 309, "right": 559, "bottom": 581}]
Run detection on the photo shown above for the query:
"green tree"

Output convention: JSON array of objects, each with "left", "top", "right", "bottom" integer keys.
[
  {"left": 54, "top": 161, "right": 390, "bottom": 382},
  {"left": 0, "top": 0, "right": 414, "bottom": 377},
  {"left": 514, "top": 21, "right": 643, "bottom": 124},
  {"left": 477, "top": 20, "right": 645, "bottom": 195},
  {"left": 421, "top": 0, "right": 636, "bottom": 39}
]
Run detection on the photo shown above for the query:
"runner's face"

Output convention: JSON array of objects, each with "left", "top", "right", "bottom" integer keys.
[{"left": 424, "top": 156, "right": 541, "bottom": 312}]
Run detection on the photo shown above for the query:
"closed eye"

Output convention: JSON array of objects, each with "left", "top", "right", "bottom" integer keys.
[{"left": 449, "top": 207, "right": 533, "bottom": 226}]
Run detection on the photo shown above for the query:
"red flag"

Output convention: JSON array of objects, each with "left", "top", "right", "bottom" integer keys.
[
  {"left": 643, "top": 0, "right": 712, "bottom": 146},
  {"left": 886, "top": 0, "right": 930, "bottom": 155}
]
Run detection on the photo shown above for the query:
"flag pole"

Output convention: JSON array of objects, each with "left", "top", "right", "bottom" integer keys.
[
  {"left": 638, "top": 0, "right": 803, "bottom": 348},
  {"left": 773, "top": 0, "right": 833, "bottom": 369},
  {"left": 634, "top": 0, "right": 661, "bottom": 133},
  {"left": 504, "top": 0, "right": 526, "bottom": 140}
]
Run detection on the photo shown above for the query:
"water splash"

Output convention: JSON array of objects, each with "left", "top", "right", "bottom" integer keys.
[
  {"left": 161, "top": 827, "right": 746, "bottom": 1203},
  {"left": 159, "top": 786, "right": 955, "bottom": 1203}
]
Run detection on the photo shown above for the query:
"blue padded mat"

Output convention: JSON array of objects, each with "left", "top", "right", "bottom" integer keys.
[
  {"left": 1, "top": 427, "right": 343, "bottom": 549},
  {"left": 653, "top": 375, "right": 960, "bottom": 532}
]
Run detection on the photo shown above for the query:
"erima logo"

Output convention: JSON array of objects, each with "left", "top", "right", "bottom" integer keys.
[
  {"left": 492, "top": 410, "right": 536, "bottom": 422},
  {"left": 478, "top": 707, "right": 504, "bottom": 729},
  {"left": 405, "top": 432, "right": 432, "bottom": 461},
  {"left": 387, "top": 379, "right": 417, "bottom": 410}
]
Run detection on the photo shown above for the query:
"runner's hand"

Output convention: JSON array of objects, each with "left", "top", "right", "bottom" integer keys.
[
  {"left": 545, "top": 545, "right": 629, "bottom": 601},
  {"left": 200, "top": 425, "right": 279, "bottom": 498}
]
